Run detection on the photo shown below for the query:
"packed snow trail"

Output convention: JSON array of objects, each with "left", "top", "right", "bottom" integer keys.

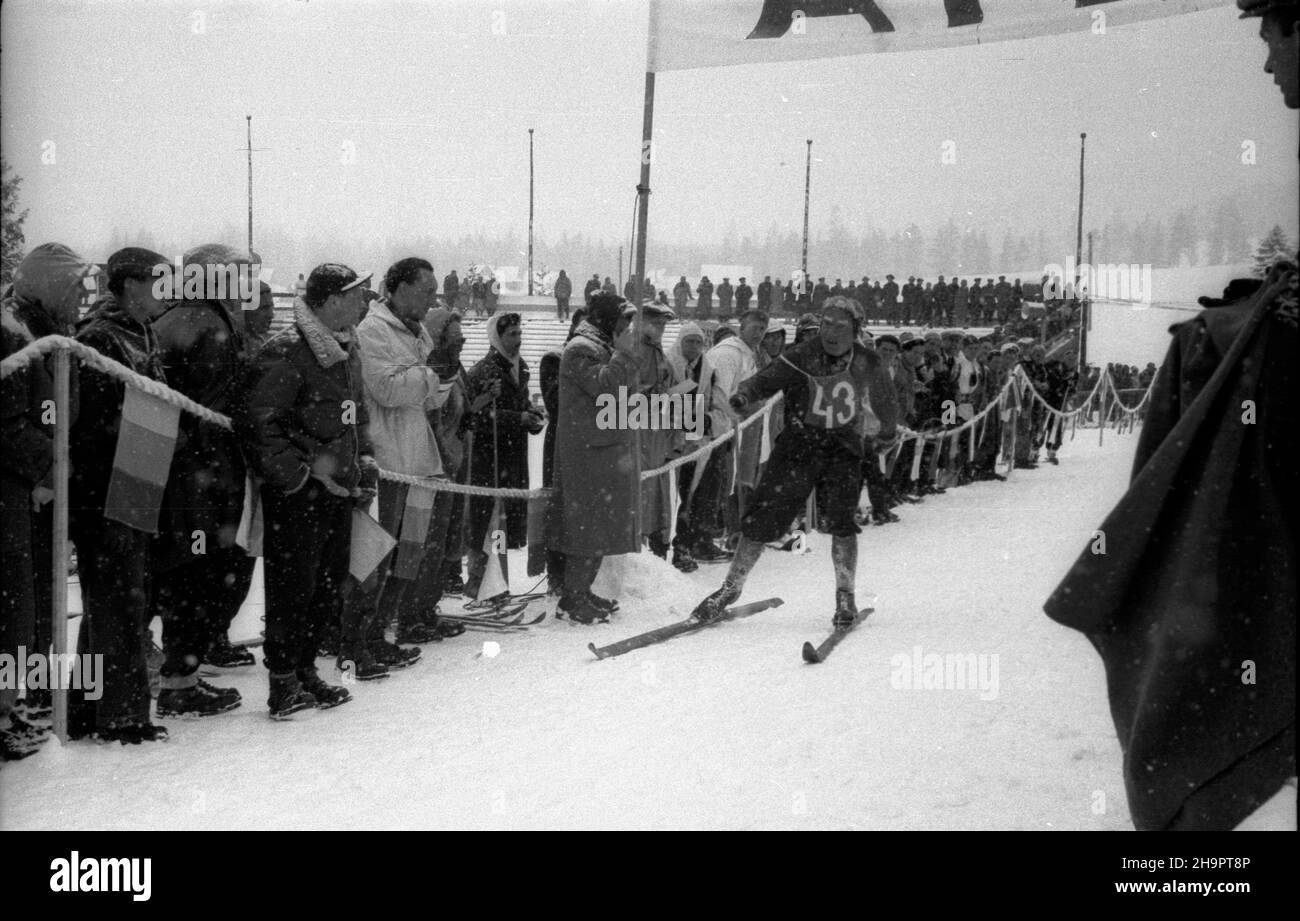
[{"left": 2, "top": 435, "right": 1136, "bottom": 830}]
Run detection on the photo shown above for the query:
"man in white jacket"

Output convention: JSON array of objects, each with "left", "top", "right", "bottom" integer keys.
[
  {"left": 679, "top": 309, "right": 769, "bottom": 561},
  {"left": 345, "top": 257, "right": 452, "bottom": 674}
]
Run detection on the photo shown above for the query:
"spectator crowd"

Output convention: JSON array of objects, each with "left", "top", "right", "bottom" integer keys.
[{"left": 2, "top": 241, "right": 1115, "bottom": 757}]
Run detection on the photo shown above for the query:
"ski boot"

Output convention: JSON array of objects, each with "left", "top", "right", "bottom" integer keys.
[
  {"left": 833, "top": 590, "right": 858, "bottom": 629},
  {"left": 558, "top": 592, "right": 608, "bottom": 625},
  {"left": 156, "top": 678, "right": 242, "bottom": 718},
  {"left": 297, "top": 667, "right": 352, "bottom": 710},
  {"left": 370, "top": 640, "right": 422, "bottom": 670},
  {"left": 95, "top": 722, "right": 169, "bottom": 745},
  {"left": 586, "top": 591, "right": 619, "bottom": 614},
  {"left": 268, "top": 672, "right": 317, "bottom": 720},
  {"left": 672, "top": 546, "right": 699, "bottom": 572},
  {"left": 691, "top": 580, "right": 740, "bottom": 624},
  {"left": 206, "top": 635, "right": 256, "bottom": 668}
]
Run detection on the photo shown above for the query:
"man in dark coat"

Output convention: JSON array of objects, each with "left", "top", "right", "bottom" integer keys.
[
  {"left": 67, "top": 248, "right": 173, "bottom": 743},
  {"left": 716, "top": 277, "right": 735, "bottom": 320},
  {"left": 756, "top": 276, "right": 773, "bottom": 311},
  {"left": 695, "top": 276, "right": 714, "bottom": 320},
  {"left": 442, "top": 269, "right": 460, "bottom": 310},
  {"left": 1044, "top": 260, "right": 1297, "bottom": 830},
  {"left": 553, "top": 270, "right": 572, "bottom": 320},
  {"left": 735, "top": 277, "right": 754, "bottom": 313},
  {"left": 1, "top": 243, "right": 90, "bottom": 758},
  {"left": 151, "top": 244, "right": 254, "bottom": 717},
  {"left": 812, "top": 277, "right": 830, "bottom": 310},
  {"left": 882, "top": 275, "right": 900, "bottom": 326},
  {"left": 464, "top": 312, "right": 544, "bottom": 598},
  {"left": 237, "top": 263, "right": 377, "bottom": 718},
  {"left": 583, "top": 274, "right": 601, "bottom": 307}
]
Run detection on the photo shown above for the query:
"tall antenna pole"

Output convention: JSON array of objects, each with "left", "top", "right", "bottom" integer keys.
[
  {"left": 528, "top": 128, "right": 535, "bottom": 296},
  {"left": 1074, "top": 132, "right": 1086, "bottom": 289},
  {"left": 802, "top": 139, "right": 812, "bottom": 289},
  {"left": 246, "top": 115, "right": 254, "bottom": 255}
]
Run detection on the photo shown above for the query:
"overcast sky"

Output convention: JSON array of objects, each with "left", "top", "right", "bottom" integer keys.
[{"left": 2, "top": 0, "right": 1296, "bottom": 265}]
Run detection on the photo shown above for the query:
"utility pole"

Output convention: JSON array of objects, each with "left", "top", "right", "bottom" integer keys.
[
  {"left": 801, "top": 139, "right": 812, "bottom": 292},
  {"left": 528, "top": 128, "right": 534, "bottom": 296},
  {"left": 247, "top": 115, "right": 254, "bottom": 256}
]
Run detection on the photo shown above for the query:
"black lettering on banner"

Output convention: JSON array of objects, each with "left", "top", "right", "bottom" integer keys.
[
  {"left": 747, "top": 0, "right": 896, "bottom": 40},
  {"left": 746, "top": 0, "right": 1000, "bottom": 39}
]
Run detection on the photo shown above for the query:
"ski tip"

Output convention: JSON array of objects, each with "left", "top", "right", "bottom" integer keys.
[
  {"left": 588, "top": 642, "right": 605, "bottom": 660},
  {"left": 801, "top": 641, "right": 821, "bottom": 664}
]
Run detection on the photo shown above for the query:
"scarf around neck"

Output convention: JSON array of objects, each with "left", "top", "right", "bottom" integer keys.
[{"left": 294, "top": 297, "right": 351, "bottom": 368}]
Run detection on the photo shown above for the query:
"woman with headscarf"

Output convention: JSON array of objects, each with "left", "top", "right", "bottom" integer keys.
[
  {"left": 1, "top": 243, "right": 91, "bottom": 757},
  {"left": 545, "top": 293, "right": 643, "bottom": 623},
  {"left": 464, "top": 312, "right": 544, "bottom": 598}
]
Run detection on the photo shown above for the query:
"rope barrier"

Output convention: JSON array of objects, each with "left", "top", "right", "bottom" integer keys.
[{"left": 3, "top": 334, "right": 1150, "bottom": 505}]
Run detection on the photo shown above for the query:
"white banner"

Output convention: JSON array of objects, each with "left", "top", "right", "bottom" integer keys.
[{"left": 648, "top": 0, "right": 1230, "bottom": 72}]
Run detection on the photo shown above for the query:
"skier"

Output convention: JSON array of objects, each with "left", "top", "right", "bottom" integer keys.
[{"left": 689, "top": 295, "right": 899, "bottom": 628}]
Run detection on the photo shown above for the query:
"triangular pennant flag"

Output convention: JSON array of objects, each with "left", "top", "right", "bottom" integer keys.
[
  {"left": 349, "top": 508, "right": 397, "bottom": 583},
  {"left": 393, "top": 484, "right": 435, "bottom": 580},
  {"left": 104, "top": 387, "right": 180, "bottom": 533},
  {"left": 477, "top": 497, "right": 510, "bottom": 601}
]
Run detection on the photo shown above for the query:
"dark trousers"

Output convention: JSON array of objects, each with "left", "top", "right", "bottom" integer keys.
[
  {"left": 562, "top": 553, "right": 602, "bottom": 596},
  {"left": 556, "top": 297, "right": 569, "bottom": 319},
  {"left": 261, "top": 482, "right": 352, "bottom": 675},
  {"left": 676, "top": 445, "right": 730, "bottom": 551},
  {"left": 863, "top": 452, "right": 891, "bottom": 511},
  {"left": 1, "top": 479, "right": 36, "bottom": 716},
  {"left": 69, "top": 523, "right": 153, "bottom": 735},
  {"left": 156, "top": 545, "right": 255, "bottom": 678}
]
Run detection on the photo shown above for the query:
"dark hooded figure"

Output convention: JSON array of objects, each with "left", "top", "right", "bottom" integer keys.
[{"left": 1045, "top": 259, "right": 1298, "bottom": 830}]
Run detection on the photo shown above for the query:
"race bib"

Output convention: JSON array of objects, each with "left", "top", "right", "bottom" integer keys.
[{"left": 803, "top": 369, "right": 858, "bottom": 430}]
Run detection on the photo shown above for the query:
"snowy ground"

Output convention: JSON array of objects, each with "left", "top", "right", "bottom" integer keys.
[{"left": 2, "top": 432, "right": 1139, "bottom": 831}]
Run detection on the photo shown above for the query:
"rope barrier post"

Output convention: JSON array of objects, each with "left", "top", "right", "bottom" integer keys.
[{"left": 52, "top": 347, "right": 71, "bottom": 743}]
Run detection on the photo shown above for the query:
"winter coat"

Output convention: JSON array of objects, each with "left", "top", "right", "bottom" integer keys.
[
  {"left": 1045, "top": 280, "right": 1297, "bottom": 831},
  {"left": 584, "top": 278, "right": 601, "bottom": 304},
  {"left": 695, "top": 279, "right": 714, "bottom": 311},
  {"left": 152, "top": 298, "right": 250, "bottom": 568},
  {"left": 554, "top": 274, "right": 572, "bottom": 300},
  {"left": 69, "top": 295, "right": 168, "bottom": 526},
  {"left": 355, "top": 300, "right": 447, "bottom": 477},
  {"left": 673, "top": 281, "right": 692, "bottom": 311},
  {"left": 700, "top": 334, "right": 757, "bottom": 436},
  {"left": 757, "top": 281, "right": 773, "bottom": 309},
  {"left": 716, "top": 282, "right": 734, "bottom": 314},
  {"left": 540, "top": 350, "right": 562, "bottom": 486},
  {"left": 465, "top": 333, "right": 536, "bottom": 548},
  {"left": 236, "top": 300, "right": 374, "bottom": 497},
  {"left": 735, "top": 284, "right": 753, "bottom": 311},
  {"left": 546, "top": 321, "right": 644, "bottom": 557},
  {"left": 443, "top": 273, "right": 459, "bottom": 302}
]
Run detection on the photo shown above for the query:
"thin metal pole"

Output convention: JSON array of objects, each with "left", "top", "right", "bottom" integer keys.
[
  {"left": 802, "top": 139, "right": 812, "bottom": 289},
  {"left": 247, "top": 115, "right": 254, "bottom": 255},
  {"left": 52, "top": 348, "right": 70, "bottom": 742},
  {"left": 528, "top": 128, "right": 535, "bottom": 296},
  {"left": 633, "top": 71, "right": 654, "bottom": 307},
  {"left": 1074, "top": 132, "right": 1086, "bottom": 292}
]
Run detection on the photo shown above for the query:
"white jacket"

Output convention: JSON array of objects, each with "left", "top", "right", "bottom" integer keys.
[
  {"left": 700, "top": 335, "right": 757, "bottom": 436},
  {"left": 356, "top": 300, "right": 450, "bottom": 477}
]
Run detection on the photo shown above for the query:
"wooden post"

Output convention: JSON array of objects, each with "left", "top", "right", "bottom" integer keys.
[{"left": 52, "top": 347, "right": 71, "bottom": 742}]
